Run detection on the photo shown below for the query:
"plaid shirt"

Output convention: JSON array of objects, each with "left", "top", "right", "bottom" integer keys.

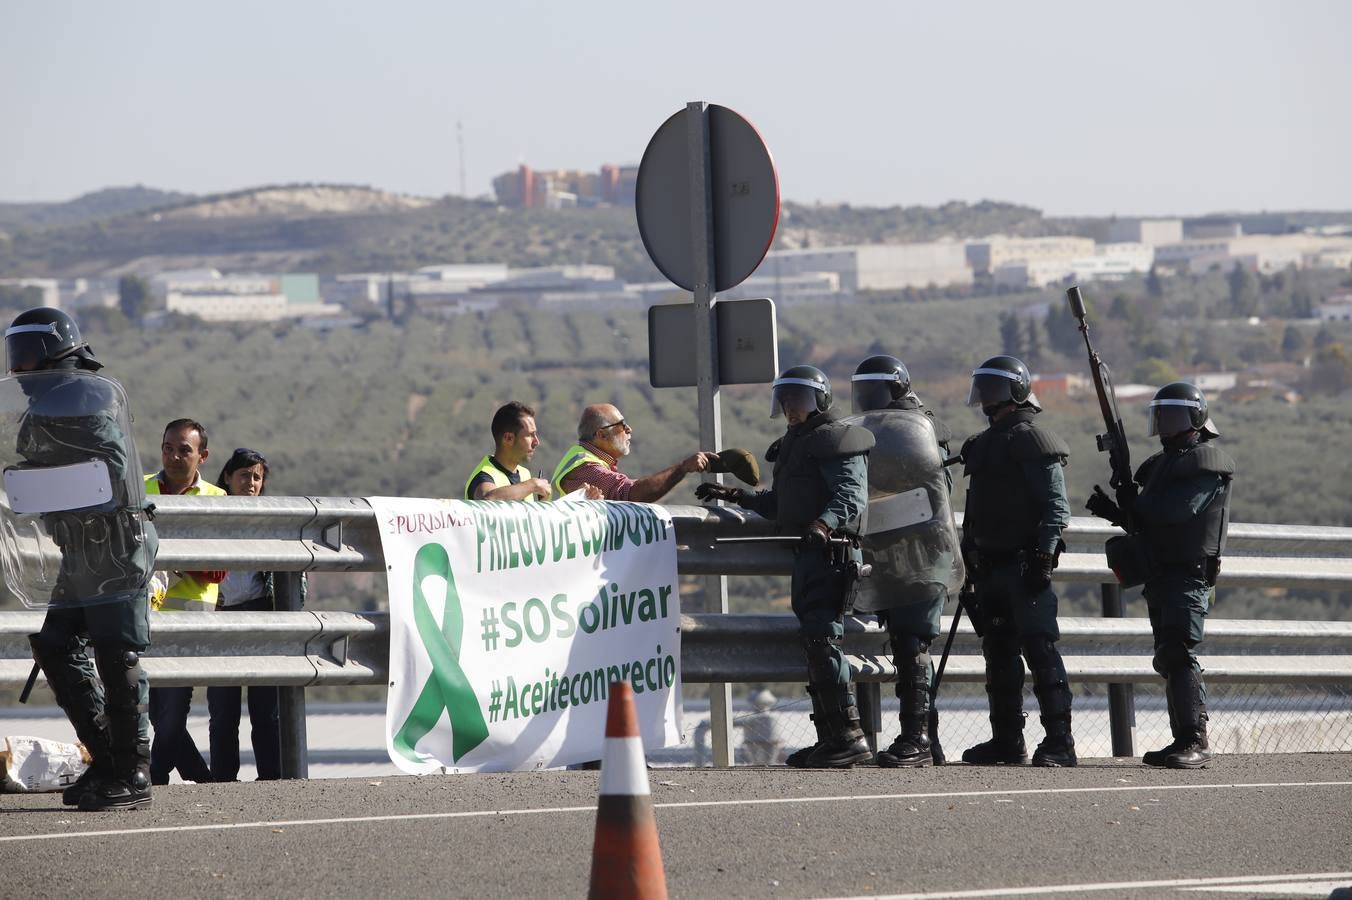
[{"left": 559, "top": 441, "right": 635, "bottom": 501}]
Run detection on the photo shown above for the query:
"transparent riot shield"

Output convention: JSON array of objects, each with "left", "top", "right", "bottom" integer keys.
[
  {"left": 0, "top": 370, "right": 152, "bottom": 609},
  {"left": 843, "top": 408, "right": 966, "bottom": 613}
]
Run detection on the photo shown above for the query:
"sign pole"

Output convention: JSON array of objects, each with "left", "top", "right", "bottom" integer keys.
[{"left": 686, "top": 100, "right": 734, "bottom": 768}]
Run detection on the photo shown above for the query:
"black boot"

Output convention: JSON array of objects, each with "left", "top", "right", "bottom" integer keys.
[
  {"left": 27, "top": 636, "right": 115, "bottom": 806},
  {"left": 1143, "top": 687, "right": 1181, "bottom": 767},
  {"left": 785, "top": 685, "right": 827, "bottom": 768},
  {"left": 962, "top": 718, "right": 1028, "bottom": 765},
  {"left": 805, "top": 688, "right": 872, "bottom": 769},
  {"left": 1030, "top": 661, "right": 1076, "bottom": 767},
  {"left": 1164, "top": 672, "right": 1213, "bottom": 770},
  {"left": 964, "top": 639, "right": 1027, "bottom": 765},
  {"left": 878, "top": 651, "right": 932, "bottom": 768},
  {"left": 80, "top": 647, "right": 152, "bottom": 811},
  {"left": 1032, "top": 716, "right": 1077, "bottom": 767}
]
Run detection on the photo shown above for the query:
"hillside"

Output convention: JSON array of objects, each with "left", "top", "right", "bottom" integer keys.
[
  {"left": 1, "top": 268, "right": 1340, "bottom": 623},
  {"left": 0, "top": 185, "right": 192, "bottom": 231}
]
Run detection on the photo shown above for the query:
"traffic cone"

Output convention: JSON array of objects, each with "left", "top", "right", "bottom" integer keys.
[{"left": 587, "top": 681, "right": 668, "bottom": 900}]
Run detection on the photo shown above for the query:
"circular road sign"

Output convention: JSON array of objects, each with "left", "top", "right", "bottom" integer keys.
[{"left": 635, "top": 104, "right": 780, "bottom": 293}]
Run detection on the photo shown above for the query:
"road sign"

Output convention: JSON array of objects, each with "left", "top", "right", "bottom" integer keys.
[
  {"left": 635, "top": 105, "right": 779, "bottom": 293},
  {"left": 648, "top": 298, "right": 779, "bottom": 388}
]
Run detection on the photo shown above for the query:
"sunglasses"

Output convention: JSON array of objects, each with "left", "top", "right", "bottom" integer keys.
[
  {"left": 598, "top": 420, "right": 631, "bottom": 434},
  {"left": 234, "top": 447, "right": 268, "bottom": 462}
]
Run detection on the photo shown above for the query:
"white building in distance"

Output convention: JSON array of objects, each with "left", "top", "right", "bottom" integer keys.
[{"left": 763, "top": 242, "right": 972, "bottom": 292}]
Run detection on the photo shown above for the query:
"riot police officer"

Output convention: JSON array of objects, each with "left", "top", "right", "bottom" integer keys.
[
  {"left": 848, "top": 355, "right": 963, "bottom": 767},
  {"left": 3, "top": 308, "right": 158, "bottom": 809},
  {"left": 696, "top": 365, "right": 875, "bottom": 768},
  {"left": 959, "top": 355, "right": 1076, "bottom": 767},
  {"left": 1086, "top": 382, "right": 1234, "bottom": 768}
]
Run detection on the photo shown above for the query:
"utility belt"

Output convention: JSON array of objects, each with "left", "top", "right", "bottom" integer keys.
[{"left": 1106, "top": 532, "right": 1221, "bottom": 588}]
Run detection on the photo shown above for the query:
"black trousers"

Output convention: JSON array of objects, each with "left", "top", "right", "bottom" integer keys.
[{"left": 207, "top": 596, "right": 282, "bottom": 780}]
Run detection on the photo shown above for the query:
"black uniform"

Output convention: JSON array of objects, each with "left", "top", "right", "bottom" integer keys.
[
  {"left": 736, "top": 410, "right": 874, "bottom": 768},
  {"left": 19, "top": 369, "right": 158, "bottom": 809},
  {"left": 1134, "top": 438, "right": 1234, "bottom": 768},
  {"left": 960, "top": 407, "right": 1076, "bottom": 766}
]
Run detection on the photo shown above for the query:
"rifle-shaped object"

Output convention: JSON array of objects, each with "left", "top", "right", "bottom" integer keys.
[{"left": 1066, "top": 285, "right": 1137, "bottom": 532}]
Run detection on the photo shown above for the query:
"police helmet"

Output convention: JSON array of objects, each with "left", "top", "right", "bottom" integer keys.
[
  {"left": 851, "top": 354, "right": 910, "bottom": 412},
  {"left": 1147, "top": 382, "right": 1218, "bottom": 438},
  {"left": 770, "top": 365, "right": 831, "bottom": 418},
  {"left": 5, "top": 307, "right": 98, "bottom": 373},
  {"left": 967, "top": 355, "right": 1032, "bottom": 409}
]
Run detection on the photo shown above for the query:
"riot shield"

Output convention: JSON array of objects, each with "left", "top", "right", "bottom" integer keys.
[
  {"left": 843, "top": 408, "right": 965, "bottom": 613},
  {"left": 0, "top": 370, "right": 153, "bottom": 609}
]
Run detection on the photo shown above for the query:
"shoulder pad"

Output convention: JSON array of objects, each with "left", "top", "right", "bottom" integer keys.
[
  {"left": 806, "top": 421, "right": 875, "bottom": 458},
  {"left": 1175, "top": 444, "right": 1236, "bottom": 478},
  {"left": 1008, "top": 421, "right": 1070, "bottom": 464},
  {"left": 1135, "top": 451, "right": 1163, "bottom": 484},
  {"left": 765, "top": 438, "right": 781, "bottom": 463}
]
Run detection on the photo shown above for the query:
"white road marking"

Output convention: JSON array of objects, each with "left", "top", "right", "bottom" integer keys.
[
  {"left": 1180, "top": 879, "right": 1350, "bottom": 895},
  {"left": 821, "top": 871, "right": 1352, "bottom": 899},
  {"left": 1, "top": 779, "right": 1349, "bottom": 845}
]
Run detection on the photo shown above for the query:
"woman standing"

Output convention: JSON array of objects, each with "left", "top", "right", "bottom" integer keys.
[{"left": 206, "top": 448, "right": 305, "bottom": 781}]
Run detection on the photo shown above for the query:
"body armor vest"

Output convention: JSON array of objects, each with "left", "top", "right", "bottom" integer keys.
[
  {"left": 1135, "top": 443, "right": 1235, "bottom": 564},
  {"left": 767, "top": 412, "right": 871, "bottom": 533},
  {"left": 961, "top": 409, "right": 1069, "bottom": 552}
]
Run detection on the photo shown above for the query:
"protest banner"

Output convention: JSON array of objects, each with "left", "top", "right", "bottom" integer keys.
[{"left": 369, "top": 497, "right": 682, "bottom": 774}]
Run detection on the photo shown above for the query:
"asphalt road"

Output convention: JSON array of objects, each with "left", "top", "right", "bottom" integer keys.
[{"left": 2, "top": 754, "right": 1349, "bottom": 899}]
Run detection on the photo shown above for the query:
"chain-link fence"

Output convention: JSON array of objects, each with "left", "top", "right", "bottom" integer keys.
[{"left": 666, "top": 682, "right": 1352, "bottom": 766}]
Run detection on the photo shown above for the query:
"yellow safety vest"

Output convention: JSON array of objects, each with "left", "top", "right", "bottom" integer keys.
[
  {"left": 464, "top": 455, "right": 537, "bottom": 501},
  {"left": 145, "top": 473, "right": 227, "bottom": 611},
  {"left": 550, "top": 444, "right": 608, "bottom": 498}
]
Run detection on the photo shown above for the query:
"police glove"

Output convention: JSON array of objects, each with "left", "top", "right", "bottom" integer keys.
[
  {"left": 1022, "top": 550, "right": 1056, "bottom": 594},
  {"left": 694, "top": 482, "right": 744, "bottom": 505},
  {"left": 802, "top": 519, "right": 833, "bottom": 550},
  {"left": 1085, "top": 485, "right": 1124, "bottom": 527}
]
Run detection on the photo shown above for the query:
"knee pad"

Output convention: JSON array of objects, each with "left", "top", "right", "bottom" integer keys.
[
  {"left": 1153, "top": 640, "right": 1194, "bottom": 679},
  {"left": 891, "top": 632, "right": 923, "bottom": 663},
  {"left": 801, "top": 634, "right": 843, "bottom": 685},
  {"left": 94, "top": 646, "right": 146, "bottom": 713},
  {"left": 1020, "top": 635, "right": 1061, "bottom": 670}
]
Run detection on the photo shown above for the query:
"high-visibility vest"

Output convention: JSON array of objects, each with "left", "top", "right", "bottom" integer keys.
[
  {"left": 145, "top": 473, "right": 227, "bottom": 611},
  {"left": 464, "top": 455, "right": 536, "bottom": 501},
  {"left": 550, "top": 444, "right": 608, "bottom": 498}
]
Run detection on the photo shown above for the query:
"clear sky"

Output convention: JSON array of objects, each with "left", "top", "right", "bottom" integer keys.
[{"left": 2, "top": 0, "right": 1349, "bottom": 216}]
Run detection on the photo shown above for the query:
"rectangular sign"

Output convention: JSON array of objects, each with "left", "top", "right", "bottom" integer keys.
[
  {"left": 370, "top": 496, "right": 682, "bottom": 774},
  {"left": 648, "top": 296, "right": 779, "bottom": 388}
]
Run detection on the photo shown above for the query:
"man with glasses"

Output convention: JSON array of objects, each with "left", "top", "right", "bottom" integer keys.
[{"left": 550, "top": 403, "right": 713, "bottom": 502}]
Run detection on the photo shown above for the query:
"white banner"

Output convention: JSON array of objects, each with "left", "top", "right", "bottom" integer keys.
[{"left": 369, "top": 497, "right": 682, "bottom": 774}]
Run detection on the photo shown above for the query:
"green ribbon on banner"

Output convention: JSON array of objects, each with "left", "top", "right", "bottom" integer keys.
[{"left": 392, "top": 542, "right": 490, "bottom": 764}]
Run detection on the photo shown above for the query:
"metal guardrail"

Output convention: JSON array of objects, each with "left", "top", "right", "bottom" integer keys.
[
  {"left": 136, "top": 495, "right": 1352, "bottom": 588},
  {"left": 4, "top": 496, "right": 1351, "bottom": 772},
  {"left": 6, "top": 611, "right": 1351, "bottom": 691}
]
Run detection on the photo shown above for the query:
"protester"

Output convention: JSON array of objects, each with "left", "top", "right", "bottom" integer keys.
[
  {"left": 550, "top": 403, "right": 712, "bottom": 501},
  {"left": 465, "top": 402, "right": 552, "bottom": 501},
  {"left": 145, "top": 418, "right": 224, "bottom": 785},
  {"left": 206, "top": 447, "right": 305, "bottom": 781}
]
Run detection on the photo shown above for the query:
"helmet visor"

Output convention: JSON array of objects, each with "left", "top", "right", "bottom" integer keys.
[
  {"left": 1147, "top": 400, "right": 1201, "bottom": 437},
  {"left": 966, "top": 369, "right": 1018, "bottom": 408},
  {"left": 5, "top": 324, "right": 58, "bottom": 373},
  {"left": 851, "top": 376, "right": 895, "bottom": 413},
  {"left": 771, "top": 381, "right": 820, "bottom": 419}
]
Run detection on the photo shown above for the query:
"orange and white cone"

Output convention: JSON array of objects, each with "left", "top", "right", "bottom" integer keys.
[{"left": 587, "top": 681, "right": 668, "bottom": 900}]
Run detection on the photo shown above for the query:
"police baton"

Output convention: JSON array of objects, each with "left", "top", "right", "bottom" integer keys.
[
  {"left": 931, "top": 583, "right": 970, "bottom": 702},
  {"left": 18, "top": 661, "right": 40, "bottom": 704}
]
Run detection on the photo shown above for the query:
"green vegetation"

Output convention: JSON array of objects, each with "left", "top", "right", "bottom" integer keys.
[{"left": 1, "top": 266, "right": 1343, "bottom": 623}]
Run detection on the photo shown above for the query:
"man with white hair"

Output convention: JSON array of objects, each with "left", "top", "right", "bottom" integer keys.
[{"left": 549, "top": 403, "right": 713, "bottom": 502}]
